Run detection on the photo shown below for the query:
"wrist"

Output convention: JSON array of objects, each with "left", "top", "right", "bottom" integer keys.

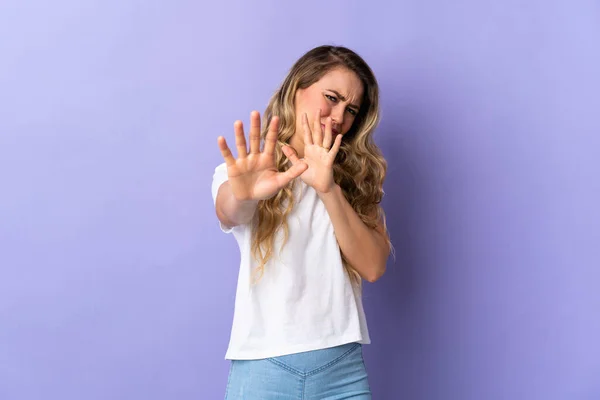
[
  {"left": 237, "top": 197, "right": 260, "bottom": 207},
  {"left": 227, "top": 188, "right": 259, "bottom": 209},
  {"left": 316, "top": 183, "right": 341, "bottom": 198}
]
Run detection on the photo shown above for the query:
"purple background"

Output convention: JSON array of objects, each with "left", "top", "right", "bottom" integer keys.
[{"left": 1, "top": 1, "right": 599, "bottom": 399}]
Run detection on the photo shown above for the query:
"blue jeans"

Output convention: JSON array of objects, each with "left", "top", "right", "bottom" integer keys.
[{"left": 225, "top": 342, "right": 372, "bottom": 399}]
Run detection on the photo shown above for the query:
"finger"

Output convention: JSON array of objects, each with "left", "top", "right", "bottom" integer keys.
[
  {"left": 329, "top": 132, "right": 343, "bottom": 157},
  {"left": 234, "top": 121, "right": 247, "bottom": 158},
  {"left": 312, "top": 108, "right": 323, "bottom": 146},
  {"left": 217, "top": 136, "right": 236, "bottom": 166},
  {"left": 249, "top": 111, "right": 261, "bottom": 154},
  {"left": 322, "top": 117, "right": 333, "bottom": 149},
  {"left": 282, "top": 145, "right": 301, "bottom": 165},
  {"left": 263, "top": 116, "right": 279, "bottom": 155},
  {"left": 274, "top": 162, "right": 308, "bottom": 187},
  {"left": 302, "top": 113, "right": 314, "bottom": 145}
]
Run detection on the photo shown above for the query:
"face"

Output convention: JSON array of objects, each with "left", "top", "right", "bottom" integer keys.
[{"left": 294, "top": 67, "right": 364, "bottom": 143}]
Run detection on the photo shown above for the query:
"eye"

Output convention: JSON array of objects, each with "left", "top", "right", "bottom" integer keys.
[
  {"left": 325, "top": 94, "right": 338, "bottom": 103},
  {"left": 347, "top": 108, "right": 357, "bottom": 116}
]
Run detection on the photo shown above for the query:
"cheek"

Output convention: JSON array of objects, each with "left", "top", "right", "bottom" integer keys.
[
  {"left": 297, "top": 93, "right": 319, "bottom": 114},
  {"left": 305, "top": 93, "right": 328, "bottom": 111},
  {"left": 296, "top": 97, "right": 328, "bottom": 126}
]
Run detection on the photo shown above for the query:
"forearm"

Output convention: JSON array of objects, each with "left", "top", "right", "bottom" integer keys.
[
  {"left": 215, "top": 182, "right": 259, "bottom": 227},
  {"left": 318, "top": 184, "right": 390, "bottom": 282}
]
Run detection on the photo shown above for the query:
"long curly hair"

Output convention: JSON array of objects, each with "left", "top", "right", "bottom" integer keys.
[{"left": 251, "top": 45, "right": 390, "bottom": 285}]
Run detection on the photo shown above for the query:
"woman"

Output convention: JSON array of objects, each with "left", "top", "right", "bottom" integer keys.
[{"left": 212, "top": 45, "right": 391, "bottom": 399}]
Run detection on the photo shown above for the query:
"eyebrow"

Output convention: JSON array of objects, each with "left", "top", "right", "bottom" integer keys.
[{"left": 327, "top": 89, "right": 360, "bottom": 111}]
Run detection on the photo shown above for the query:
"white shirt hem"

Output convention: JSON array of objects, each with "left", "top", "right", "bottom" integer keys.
[{"left": 224, "top": 334, "right": 371, "bottom": 360}]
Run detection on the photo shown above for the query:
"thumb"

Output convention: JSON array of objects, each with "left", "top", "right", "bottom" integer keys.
[{"left": 282, "top": 145, "right": 302, "bottom": 165}]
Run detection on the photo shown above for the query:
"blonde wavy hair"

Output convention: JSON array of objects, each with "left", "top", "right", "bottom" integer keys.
[{"left": 252, "top": 45, "right": 390, "bottom": 285}]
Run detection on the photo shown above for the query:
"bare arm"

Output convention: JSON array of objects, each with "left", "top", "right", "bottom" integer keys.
[
  {"left": 215, "top": 181, "right": 259, "bottom": 228},
  {"left": 297, "top": 110, "right": 390, "bottom": 282},
  {"left": 318, "top": 185, "right": 390, "bottom": 282}
]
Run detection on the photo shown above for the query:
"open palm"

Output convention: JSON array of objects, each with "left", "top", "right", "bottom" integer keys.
[
  {"left": 295, "top": 110, "right": 343, "bottom": 194},
  {"left": 217, "top": 111, "right": 307, "bottom": 201}
]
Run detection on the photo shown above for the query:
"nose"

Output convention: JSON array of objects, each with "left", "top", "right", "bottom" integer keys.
[{"left": 331, "top": 105, "right": 345, "bottom": 127}]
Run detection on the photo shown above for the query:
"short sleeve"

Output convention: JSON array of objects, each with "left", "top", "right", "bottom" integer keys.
[
  {"left": 211, "top": 162, "right": 229, "bottom": 205},
  {"left": 211, "top": 162, "right": 235, "bottom": 234}
]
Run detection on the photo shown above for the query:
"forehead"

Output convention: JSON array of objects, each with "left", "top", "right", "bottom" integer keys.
[{"left": 315, "top": 68, "right": 364, "bottom": 104}]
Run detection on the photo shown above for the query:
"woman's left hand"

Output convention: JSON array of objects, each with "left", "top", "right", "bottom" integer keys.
[{"left": 295, "top": 109, "right": 343, "bottom": 194}]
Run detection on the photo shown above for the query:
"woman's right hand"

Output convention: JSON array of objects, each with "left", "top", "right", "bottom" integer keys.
[{"left": 217, "top": 111, "right": 308, "bottom": 201}]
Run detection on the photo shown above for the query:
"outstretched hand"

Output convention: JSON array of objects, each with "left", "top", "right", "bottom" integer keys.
[
  {"left": 217, "top": 111, "right": 308, "bottom": 201},
  {"left": 293, "top": 109, "right": 343, "bottom": 194}
]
